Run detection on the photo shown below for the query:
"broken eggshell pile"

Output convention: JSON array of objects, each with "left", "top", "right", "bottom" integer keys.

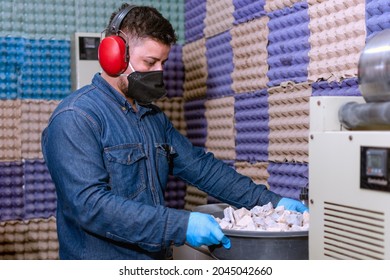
[{"left": 214, "top": 202, "right": 309, "bottom": 232}]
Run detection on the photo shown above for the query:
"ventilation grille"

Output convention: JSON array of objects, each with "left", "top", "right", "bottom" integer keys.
[{"left": 323, "top": 202, "right": 385, "bottom": 260}]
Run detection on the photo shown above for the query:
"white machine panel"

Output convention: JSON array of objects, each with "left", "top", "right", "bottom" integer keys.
[
  {"left": 71, "top": 32, "right": 101, "bottom": 90},
  {"left": 309, "top": 96, "right": 390, "bottom": 260}
]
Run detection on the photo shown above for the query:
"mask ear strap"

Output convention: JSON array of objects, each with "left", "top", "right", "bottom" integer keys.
[{"left": 128, "top": 59, "right": 136, "bottom": 72}]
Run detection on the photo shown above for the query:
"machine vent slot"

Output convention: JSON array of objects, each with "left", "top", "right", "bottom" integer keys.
[{"left": 323, "top": 201, "right": 385, "bottom": 260}]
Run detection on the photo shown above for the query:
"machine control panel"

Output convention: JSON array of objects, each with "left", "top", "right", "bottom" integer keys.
[
  {"left": 71, "top": 32, "right": 101, "bottom": 91},
  {"left": 361, "top": 146, "right": 390, "bottom": 192}
]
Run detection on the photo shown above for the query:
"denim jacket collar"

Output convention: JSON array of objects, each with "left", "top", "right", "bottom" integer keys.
[{"left": 92, "top": 73, "right": 153, "bottom": 116}]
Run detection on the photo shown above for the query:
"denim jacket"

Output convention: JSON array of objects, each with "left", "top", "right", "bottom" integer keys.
[{"left": 41, "top": 73, "right": 282, "bottom": 260}]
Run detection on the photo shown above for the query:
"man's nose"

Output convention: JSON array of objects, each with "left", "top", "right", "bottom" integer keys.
[{"left": 155, "top": 64, "right": 163, "bottom": 71}]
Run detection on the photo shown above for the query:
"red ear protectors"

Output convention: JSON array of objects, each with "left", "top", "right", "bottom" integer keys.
[
  {"left": 98, "top": 5, "right": 137, "bottom": 76},
  {"left": 98, "top": 35, "right": 128, "bottom": 76}
]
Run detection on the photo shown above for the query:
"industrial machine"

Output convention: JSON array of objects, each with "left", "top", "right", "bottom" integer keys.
[
  {"left": 70, "top": 32, "right": 101, "bottom": 90},
  {"left": 309, "top": 30, "right": 390, "bottom": 259}
]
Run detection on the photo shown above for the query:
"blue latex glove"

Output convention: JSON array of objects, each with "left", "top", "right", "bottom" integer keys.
[
  {"left": 277, "top": 197, "right": 309, "bottom": 213},
  {"left": 186, "top": 212, "right": 231, "bottom": 249}
]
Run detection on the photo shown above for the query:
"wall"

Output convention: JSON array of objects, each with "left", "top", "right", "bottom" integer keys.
[
  {"left": 181, "top": 0, "right": 385, "bottom": 207},
  {"left": 0, "top": 0, "right": 185, "bottom": 260},
  {"left": 1, "top": 0, "right": 390, "bottom": 259}
]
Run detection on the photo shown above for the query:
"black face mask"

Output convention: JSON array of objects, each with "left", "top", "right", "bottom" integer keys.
[{"left": 126, "top": 70, "right": 167, "bottom": 106}]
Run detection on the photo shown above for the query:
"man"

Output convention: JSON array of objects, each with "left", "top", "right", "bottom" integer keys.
[{"left": 42, "top": 3, "right": 307, "bottom": 260}]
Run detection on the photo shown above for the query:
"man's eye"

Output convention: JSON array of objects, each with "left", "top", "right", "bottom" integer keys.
[{"left": 146, "top": 61, "right": 155, "bottom": 66}]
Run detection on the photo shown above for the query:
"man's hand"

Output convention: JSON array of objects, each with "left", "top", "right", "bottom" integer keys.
[{"left": 186, "top": 212, "right": 231, "bottom": 249}]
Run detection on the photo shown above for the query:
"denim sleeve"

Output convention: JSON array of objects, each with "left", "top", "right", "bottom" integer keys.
[
  {"left": 42, "top": 109, "right": 190, "bottom": 252},
  {"left": 166, "top": 119, "right": 282, "bottom": 209}
]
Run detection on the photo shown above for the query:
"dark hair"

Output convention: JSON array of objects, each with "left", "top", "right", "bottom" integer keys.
[{"left": 106, "top": 3, "right": 177, "bottom": 45}]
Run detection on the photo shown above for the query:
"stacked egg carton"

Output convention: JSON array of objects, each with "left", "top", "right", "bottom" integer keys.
[
  {"left": 182, "top": 1, "right": 210, "bottom": 209},
  {"left": 0, "top": 0, "right": 185, "bottom": 44},
  {"left": 183, "top": 99, "right": 208, "bottom": 147},
  {"left": 234, "top": 90, "right": 269, "bottom": 163},
  {"left": 205, "top": 96, "right": 236, "bottom": 160},
  {"left": 0, "top": 37, "right": 23, "bottom": 99},
  {"left": 183, "top": 39, "right": 208, "bottom": 101},
  {"left": 155, "top": 97, "right": 187, "bottom": 136},
  {"left": 23, "top": 160, "right": 57, "bottom": 220},
  {"left": 266, "top": 2, "right": 310, "bottom": 87},
  {"left": 264, "top": 1, "right": 310, "bottom": 199},
  {"left": 204, "top": 0, "right": 234, "bottom": 38},
  {"left": 21, "top": 100, "right": 60, "bottom": 159},
  {"left": 366, "top": 0, "right": 390, "bottom": 39},
  {"left": 0, "top": 162, "right": 24, "bottom": 222},
  {"left": 312, "top": 78, "right": 361, "bottom": 97},
  {"left": 231, "top": 15, "right": 270, "bottom": 93},
  {"left": 0, "top": 0, "right": 187, "bottom": 259},
  {"left": 0, "top": 217, "right": 58, "bottom": 260},
  {"left": 233, "top": 0, "right": 266, "bottom": 24},
  {"left": 265, "top": 0, "right": 304, "bottom": 12},
  {"left": 183, "top": 0, "right": 231, "bottom": 208},
  {"left": 0, "top": 0, "right": 76, "bottom": 40},
  {"left": 0, "top": 160, "right": 58, "bottom": 260},
  {"left": 184, "top": 0, "right": 207, "bottom": 43},
  {"left": 20, "top": 39, "right": 71, "bottom": 100},
  {"left": 154, "top": 96, "right": 188, "bottom": 209},
  {"left": 267, "top": 163, "right": 308, "bottom": 200},
  {"left": 268, "top": 82, "right": 311, "bottom": 164},
  {"left": 0, "top": 100, "right": 22, "bottom": 160},
  {"left": 0, "top": 36, "right": 72, "bottom": 101},
  {"left": 307, "top": 0, "right": 366, "bottom": 82},
  {"left": 165, "top": 176, "right": 187, "bottom": 209},
  {"left": 160, "top": 37, "right": 187, "bottom": 211},
  {"left": 164, "top": 44, "right": 185, "bottom": 98},
  {"left": 205, "top": 30, "right": 234, "bottom": 99},
  {"left": 182, "top": 0, "right": 390, "bottom": 208},
  {"left": 204, "top": 0, "right": 237, "bottom": 172},
  {"left": 0, "top": 98, "right": 58, "bottom": 259},
  {"left": 2, "top": 0, "right": 390, "bottom": 259},
  {"left": 235, "top": 161, "right": 270, "bottom": 185}
]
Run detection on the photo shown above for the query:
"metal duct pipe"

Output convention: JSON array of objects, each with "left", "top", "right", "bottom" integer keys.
[
  {"left": 358, "top": 29, "right": 390, "bottom": 103},
  {"left": 339, "top": 101, "right": 390, "bottom": 129}
]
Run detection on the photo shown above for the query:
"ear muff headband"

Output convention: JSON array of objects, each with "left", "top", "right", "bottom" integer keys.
[
  {"left": 98, "top": 5, "right": 137, "bottom": 76},
  {"left": 109, "top": 5, "right": 137, "bottom": 34}
]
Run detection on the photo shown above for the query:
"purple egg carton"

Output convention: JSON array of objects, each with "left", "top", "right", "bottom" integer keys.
[
  {"left": 164, "top": 44, "right": 184, "bottom": 98},
  {"left": 184, "top": 98, "right": 207, "bottom": 147},
  {"left": 0, "top": 161, "right": 24, "bottom": 221},
  {"left": 267, "top": 162, "right": 308, "bottom": 200},
  {"left": 233, "top": 0, "right": 266, "bottom": 25},
  {"left": 24, "top": 159, "right": 57, "bottom": 220},
  {"left": 185, "top": 0, "right": 207, "bottom": 43},
  {"left": 266, "top": 2, "right": 310, "bottom": 87},
  {"left": 165, "top": 176, "right": 187, "bottom": 209},
  {"left": 366, "top": 0, "right": 390, "bottom": 37},
  {"left": 235, "top": 90, "right": 269, "bottom": 162},
  {"left": 205, "top": 30, "right": 234, "bottom": 99},
  {"left": 1, "top": 159, "right": 57, "bottom": 222},
  {"left": 312, "top": 77, "right": 362, "bottom": 97}
]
